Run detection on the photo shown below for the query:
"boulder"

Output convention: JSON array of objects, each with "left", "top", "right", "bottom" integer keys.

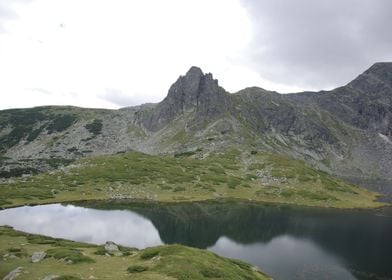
[
  {"left": 31, "top": 251, "right": 46, "bottom": 263},
  {"left": 104, "top": 241, "right": 123, "bottom": 256}
]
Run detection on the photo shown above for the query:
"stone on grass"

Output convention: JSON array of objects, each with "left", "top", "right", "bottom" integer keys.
[
  {"left": 104, "top": 241, "right": 123, "bottom": 256},
  {"left": 31, "top": 251, "right": 46, "bottom": 263}
]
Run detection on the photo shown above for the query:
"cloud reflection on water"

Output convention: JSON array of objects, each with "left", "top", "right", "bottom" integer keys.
[
  {"left": 0, "top": 203, "right": 162, "bottom": 248},
  {"left": 209, "top": 235, "right": 355, "bottom": 280}
]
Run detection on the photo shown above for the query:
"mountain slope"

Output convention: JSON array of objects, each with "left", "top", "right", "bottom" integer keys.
[{"left": 1, "top": 63, "right": 392, "bottom": 198}]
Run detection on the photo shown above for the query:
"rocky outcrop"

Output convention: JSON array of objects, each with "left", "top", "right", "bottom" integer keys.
[{"left": 139, "top": 66, "right": 231, "bottom": 131}]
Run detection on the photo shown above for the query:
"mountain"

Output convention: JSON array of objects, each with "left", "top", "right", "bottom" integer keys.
[{"left": 1, "top": 63, "right": 392, "bottom": 198}]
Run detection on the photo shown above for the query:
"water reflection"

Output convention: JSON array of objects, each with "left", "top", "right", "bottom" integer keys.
[
  {"left": 81, "top": 200, "right": 392, "bottom": 279},
  {"left": 1, "top": 201, "right": 392, "bottom": 280},
  {"left": 0, "top": 204, "right": 162, "bottom": 248},
  {"left": 210, "top": 236, "right": 355, "bottom": 280}
]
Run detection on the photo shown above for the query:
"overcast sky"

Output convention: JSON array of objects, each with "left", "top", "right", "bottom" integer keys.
[{"left": 0, "top": 0, "right": 391, "bottom": 110}]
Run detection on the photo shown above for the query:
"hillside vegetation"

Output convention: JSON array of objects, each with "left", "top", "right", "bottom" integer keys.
[
  {"left": 0, "top": 150, "right": 383, "bottom": 209},
  {"left": 0, "top": 226, "right": 269, "bottom": 280}
]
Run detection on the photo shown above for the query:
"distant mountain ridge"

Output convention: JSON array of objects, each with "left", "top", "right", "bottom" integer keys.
[{"left": 1, "top": 62, "right": 392, "bottom": 197}]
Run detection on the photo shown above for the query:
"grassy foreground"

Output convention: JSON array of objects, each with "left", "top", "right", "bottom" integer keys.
[
  {"left": 0, "top": 150, "right": 385, "bottom": 209},
  {"left": 0, "top": 226, "right": 270, "bottom": 280}
]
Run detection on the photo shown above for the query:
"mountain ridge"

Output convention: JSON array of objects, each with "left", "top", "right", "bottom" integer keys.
[{"left": 1, "top": 62, "right": 392, "bottom": 198}]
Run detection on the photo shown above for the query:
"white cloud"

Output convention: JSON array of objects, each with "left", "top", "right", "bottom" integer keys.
[{"left": 0, "top": 0, "right": 303, "bottom": 110}]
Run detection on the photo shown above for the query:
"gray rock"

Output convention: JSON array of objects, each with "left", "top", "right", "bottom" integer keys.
[
  {"left": 31, "top": 251, "right": 46, "bottom": 263},
  {"left": 104, "top": 241, "right": 123, "bottom": 256},
  {"left": 2, "top": 267, "right": 23, "bottom": 280},
  {"left": 104, "top": 241, "right": 119, "bottom": 252}
]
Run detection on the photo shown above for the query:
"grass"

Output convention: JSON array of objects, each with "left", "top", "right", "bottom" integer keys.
[
  {"left": 140, "top": 248, "right": 160, "bottom": 259},
  {"left": 0, "top": 226, "right": 270, "bottom": 280},
  {"left": 0, "top": 149, "right": 384, "bottom": 209},
  {"left": 45, "top": 248, "right": 95, "bottom": 264},
  {"left": 6, "top": 247, "right": 28, "bottom": 258},
  {"left": 26, "top": 234, "right": 95, "bottom": 248}
]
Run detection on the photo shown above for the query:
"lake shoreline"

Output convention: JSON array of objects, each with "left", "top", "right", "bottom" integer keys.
[
  {"left": 1, "top": 196, "right": 390, "bottom": 212},
  {"left": 0, "top": 225, "right": 270, "bottom": 280}
]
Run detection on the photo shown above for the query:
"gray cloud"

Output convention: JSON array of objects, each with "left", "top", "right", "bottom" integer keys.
[
  {"left": 0, "top": 0, "right": 31, "bottom": 33},
  {"left": 240, "top": 0, "right": 392, "bottom": 90}
]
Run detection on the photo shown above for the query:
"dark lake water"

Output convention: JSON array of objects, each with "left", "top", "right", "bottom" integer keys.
[{"left": 1, "top": 201, "right": 391, "bottom": 280}]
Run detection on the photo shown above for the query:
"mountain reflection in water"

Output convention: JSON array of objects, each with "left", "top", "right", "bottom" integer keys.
[{"left": 1, "top": 201, "right": 391, "bottom": 280}]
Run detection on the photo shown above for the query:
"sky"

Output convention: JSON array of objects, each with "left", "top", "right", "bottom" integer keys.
[{"left": 0, "top": 0, "right": 391, "bottom": 110}]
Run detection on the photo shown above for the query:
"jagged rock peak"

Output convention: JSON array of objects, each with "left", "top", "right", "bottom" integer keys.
[
  {"left": 143, "top": 66, "right": 229, "bottom": 131},
  {"left": 165, "top": 66, "right": 220, "bottom": 108},
  {"left": 177, "top": 66, "right": 219, "bottom": 91},
  {"left": 186, "top": 66, "right": 204, "bottom": 77}
]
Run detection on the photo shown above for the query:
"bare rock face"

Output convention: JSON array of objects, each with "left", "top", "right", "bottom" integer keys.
[
  {"left": 168, "top": 66, "right": 205, "bottom": 111},
  {"left": 140, "top": 66, "right": 231, "bottom": 131}
]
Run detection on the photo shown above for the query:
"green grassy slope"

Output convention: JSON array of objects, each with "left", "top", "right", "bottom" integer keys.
[
  {"left": 0, "top": 150, "right": 384, "bottom": 209},
  {"left": 0, "top": 226, "right": 269, "bottom": 280}
]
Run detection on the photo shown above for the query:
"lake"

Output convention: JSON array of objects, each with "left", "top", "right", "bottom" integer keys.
[{"left": 1, "top": 201, "right": 391, "bottom": 280}]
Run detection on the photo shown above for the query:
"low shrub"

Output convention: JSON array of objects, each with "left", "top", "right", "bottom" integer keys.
[
  {"left": 127, "top": 265, "right": 148, "bottom": 273},
  {"left": 140, "top": 248, "right": 159, "bottom": 260},
  {"left": 46, "top": 248, "right": 95, "bottom": 264}
]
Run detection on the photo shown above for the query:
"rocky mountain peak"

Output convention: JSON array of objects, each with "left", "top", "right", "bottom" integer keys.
[
  {"left": 362, "top": 62, "right": 392, "bottom": 87},
  {"left": 140, "top": 66, "right": 229, "bottom": 131},
  {"left": 348, "top": 62, "right": 392, "bottom": 93},
  {"left": 185, "top": 66, "right": 204, "bottom": 77},
  {"left": 364, "top": 62, "right": 392, "bottom": 77},
  {"left": 167, "top": 66, "right": 220, "bottom": 108}
]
